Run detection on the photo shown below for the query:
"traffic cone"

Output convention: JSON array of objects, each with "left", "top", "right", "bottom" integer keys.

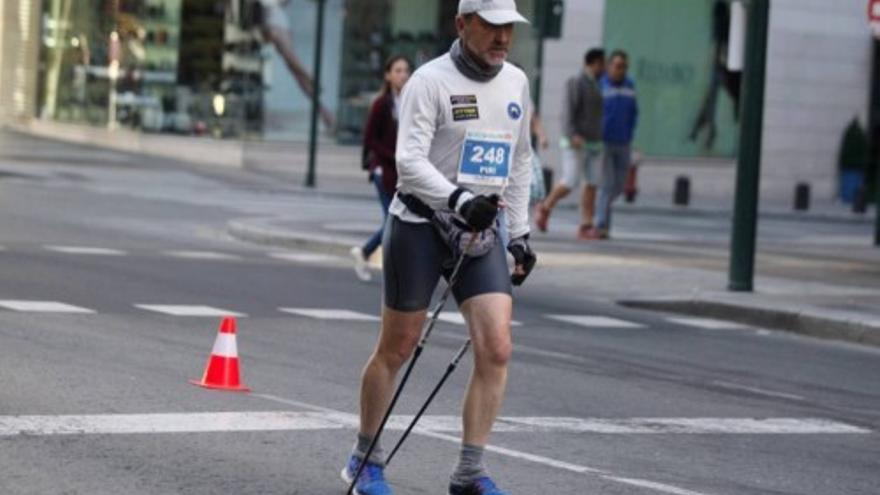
[{"left": 190, "top": 317, "right": 250, "bottom": 392}]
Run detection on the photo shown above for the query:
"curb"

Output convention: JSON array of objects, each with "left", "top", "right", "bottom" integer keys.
[
  {"left": 613, "top": 203, "right": 874, "bottom": 225},
  {"left": 227, "top": 217, "right": 357, "bottom": 256},
  {"left": 619, "top": 297, "right": 880, "bottom": 348}
]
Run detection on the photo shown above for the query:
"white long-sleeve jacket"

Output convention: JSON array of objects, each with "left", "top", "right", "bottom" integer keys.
[{"left": 388, "top": 53, "right": 533, "bottom": 240}]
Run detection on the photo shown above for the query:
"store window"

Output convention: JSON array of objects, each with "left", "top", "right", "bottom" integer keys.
[
  {"left": 336, "top": 0, "right": 538, "bottom": 144},
  {"left": 604, "top": 0, "right": 740, "bottom": 158},
  {"left": 36, "top": 0, "right": 254, "bottom": 137},
  {"left": 36, "top": 0, "right": 538, "bottom": 142}
]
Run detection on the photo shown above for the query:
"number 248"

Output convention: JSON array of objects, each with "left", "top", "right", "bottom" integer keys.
[{"left": 470, "top": 145, "right": 506, "bottom": 166}]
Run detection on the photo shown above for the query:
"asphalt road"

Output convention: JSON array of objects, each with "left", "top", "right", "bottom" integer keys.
[{"left": 0, "top": 145, "right": 878, "bottom": 495}]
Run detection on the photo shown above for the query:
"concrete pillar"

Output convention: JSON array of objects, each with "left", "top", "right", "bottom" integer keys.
[{"left": 0, "top": 0, "right": 41, "bottom": 125}]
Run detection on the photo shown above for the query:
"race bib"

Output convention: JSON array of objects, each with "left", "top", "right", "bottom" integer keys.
[{"left": 457, "top": 129, "right": 513, "bottom": 187}]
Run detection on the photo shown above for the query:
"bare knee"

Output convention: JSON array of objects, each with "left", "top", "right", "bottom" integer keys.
[
  {"left": 474, "top": 327, "right": 512, "bottom": 369},
  {"left": 374, "top": 336, "right": 419, "bottom": 371},
  {"left": 372, "top": 308, "right": 425, "bottom": 371}
]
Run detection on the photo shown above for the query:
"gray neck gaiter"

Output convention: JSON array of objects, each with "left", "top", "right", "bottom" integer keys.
[{"left": 450, "top": 39, "right": 502, "bottom": 83}]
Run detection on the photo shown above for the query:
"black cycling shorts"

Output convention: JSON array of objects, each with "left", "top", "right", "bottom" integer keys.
[{"left": 383, "top": 215, "right": 512, "bottom": 312}]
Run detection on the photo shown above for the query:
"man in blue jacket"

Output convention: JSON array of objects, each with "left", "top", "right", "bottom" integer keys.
[{"left": 587, "top": 50, "right": 638, "bottom": 239}]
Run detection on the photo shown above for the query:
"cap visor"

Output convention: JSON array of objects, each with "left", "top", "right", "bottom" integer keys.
[{"left": 477, "top": 10, "right": 530, "bottom": 25}]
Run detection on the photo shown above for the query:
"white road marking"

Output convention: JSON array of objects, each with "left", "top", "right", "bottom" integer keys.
[
  {"left": 0, "top": 300, "right": 95, "bottom": 314},
  {"left": 712, "top": 381, "right": 806, "bottom": 401},
  {"left": 163, "top": 250, "right": 241, "bottom": 261},
  {"left": 492, "top": 417, "right": 865, "bottom": 434},
  {"left": 44, "top": 246, "right": 127, "bottom": 256},
  {"left": 547, "top": 315, "right": 645, "bottom": 329},
  {"left": 0, "top": 412, "right": 351, "bottom": 436},
  {"left": 438, "top": 312, "right": 522, "bottom": 327},
  {"left": 668, "top": 317, "right": 746, "bottom": 330},
  {"left": 415, "top": 428, "right": 604, "bottom": 474},
  {"left": 602, "top": 476, "right": 710, "bottom": 495},
  {"left": 255, "top": 394, "right": 868, "bottom": 495},
  {"left": 134, "top": 305, "right": 246, "bottom": 317},
  {"left": 438, "top": 311, "right": 466, "bottom": 325},
  {"left": 269, "top": 252, "right": 343, "bottom": 263},
  {"left": 5, "top": 411, "right": 864, "bottom": 438},
  {"left": 278, "top": 308, "right": 379, "bottom": 322}
]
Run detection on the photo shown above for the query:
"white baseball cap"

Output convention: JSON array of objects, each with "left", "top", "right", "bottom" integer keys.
[{"left": 458, "top": 0, "right": 529, "bottom": 25}]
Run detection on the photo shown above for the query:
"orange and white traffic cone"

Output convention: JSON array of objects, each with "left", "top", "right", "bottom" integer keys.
[{"left": 189, "top": 317, "right": 250, "bottom": 392}]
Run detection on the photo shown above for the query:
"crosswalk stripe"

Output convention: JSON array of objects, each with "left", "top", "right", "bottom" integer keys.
[
  {"left": 0, "top": 300, "right": 95, "bottom": 314},
  {"left": 667, "top": 317, "right": 746, "bottom": 330},
  {"left": 438, "top": 312, "right": 466, "bottom": 325},
  {"left": 0, "top": 412, "right": 867, "bottom": 436},
  {"left": 438, "top": 312, "right": 522, "bottom": 327},
  {"left": 44, "top": 246, "right": 127, "bottom": 256},
  {"left": 163, "top": 251, "right": 241, "bottom": 261},
  {"left": 278, "top": 308, "right": 379, "bottom": 321},
  {"left": 546, "top": 315, "right": 644, "bottom": 329},
  {"left": 269, "top": 252, "right": 343, "bottom": 263},
  {"left": 134, "top": 305, "right": 246, "bottom": 317}
]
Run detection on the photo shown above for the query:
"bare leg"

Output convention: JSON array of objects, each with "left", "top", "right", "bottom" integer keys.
[
  {"left": 460, "top": 293, "right": 513, "bottom": 446},
  {"left": 543, "top": 183, "right": 571, "bottom": 211},
  {"left": 534, "top": 184, "right": 571, "bottom": 232},
  {"left": 581, "top": 184, "right": 597, "bottom": 228},
  {"left": 359, "top": 306, "right": 425, "bottom": 436}
]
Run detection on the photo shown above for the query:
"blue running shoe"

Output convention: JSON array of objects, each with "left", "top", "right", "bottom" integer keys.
[
  {"left": 340, "top": 455, "right": 393, "bottom": 495},
  {"left": 448, "top": 476, "right": 510, "bottom": 495}
]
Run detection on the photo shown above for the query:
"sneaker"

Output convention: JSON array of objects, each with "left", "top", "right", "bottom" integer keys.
[
  {"left": 576, "top": 223, "right": 594, "bottom": 240},
  {"left": 448, "top": 476, "right": 509, "bottom": 495},
  {"left": 580, "top": 227, "right": 609, "bottom": 241},
  {"left": 341, "top": 455, "right": 393, "bottom": 495},
  {"left": 533, "top": 203, "right": 550, "bottom": 232},
  {"left": 350, "top": 246, "right": 372, "bottom": 282}
]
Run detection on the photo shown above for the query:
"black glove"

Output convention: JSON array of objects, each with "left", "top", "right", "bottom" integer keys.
[
  {"left": 507, "top": 235, "right": 536, "bottom": 286},
  {"left": 455, "top": 192, "right": 500, "bottom": 232}
]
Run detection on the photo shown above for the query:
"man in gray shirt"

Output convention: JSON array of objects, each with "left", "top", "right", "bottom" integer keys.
[{"left": 534, "top": 48, "right": 605, "bottom": 239}]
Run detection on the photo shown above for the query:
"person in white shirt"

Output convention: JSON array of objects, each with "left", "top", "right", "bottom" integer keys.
[{"left": 341, "top": 2, "right": 535, "bottom": 494}]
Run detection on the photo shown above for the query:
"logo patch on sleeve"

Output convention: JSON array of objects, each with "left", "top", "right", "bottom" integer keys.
[
  {"left": 450, "top": 95, "right": 478, "bottom": 105},
  {"left": 507, "top": 102, "right": 523, "bottom": 121},
  {"left": 452, "top": 106, "right": 480, "bottom": 121}
]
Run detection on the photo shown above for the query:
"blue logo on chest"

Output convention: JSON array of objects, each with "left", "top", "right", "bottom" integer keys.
[{"left": 507, "top": 102, "right": 522, "bottom": 121}]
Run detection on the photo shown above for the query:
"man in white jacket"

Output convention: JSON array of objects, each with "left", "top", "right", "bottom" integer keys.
[{"left": 341, "top": 1, "right": 536, "bottom": 494}]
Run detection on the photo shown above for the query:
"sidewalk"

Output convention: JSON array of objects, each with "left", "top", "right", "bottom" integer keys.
[
  {"left": 3, "top": 127, "right": 879, "bottom": 346},
  {"left": 227, "top": 206, "right": 880, "bottom": 348},
  {"left": 4, "top": 125, "right": 874, "bottom": 224}
]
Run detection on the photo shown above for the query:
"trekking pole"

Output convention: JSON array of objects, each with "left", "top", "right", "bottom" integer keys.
[
  {"left": 385, "top": 339, "right": 471, "bottom": 465},
  {"left": 346, "top": 235, "right": 476, "bottom": 495}
]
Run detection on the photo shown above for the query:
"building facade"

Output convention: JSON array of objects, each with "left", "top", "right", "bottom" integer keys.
[
  {"left": 0, "top": 0, "right": 874, "bottom": 202},
  {"left": 0, "top": 0, "right": 40, "bottom": 124},
  {"left": 540, "top": 0, "right": 873, "bottom": 202},
  {"left": 16, "top": 0, "right": 539, "bottom": 143}
]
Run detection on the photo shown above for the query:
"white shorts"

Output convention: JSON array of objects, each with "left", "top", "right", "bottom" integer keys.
[{"left": 559, "top": 144, "right": 601, "bottom": 190}]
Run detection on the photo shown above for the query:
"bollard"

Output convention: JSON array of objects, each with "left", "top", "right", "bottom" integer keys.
[
  {"left": 793, "top": 183, "right": 810, "bottom": 211},
  {"left": 853, "top": 185, "right": 868, "bottom": 214},
  {"left": 674, "top": 176, "right": 690, "bottom": 206}
]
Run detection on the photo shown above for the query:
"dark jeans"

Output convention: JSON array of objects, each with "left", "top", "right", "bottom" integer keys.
[
  {"left": 362, "top": 173, "right": 393, "bottom": 258},
  {"left": 596, "top": 144, "right": 631, "bottom": 230}
]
